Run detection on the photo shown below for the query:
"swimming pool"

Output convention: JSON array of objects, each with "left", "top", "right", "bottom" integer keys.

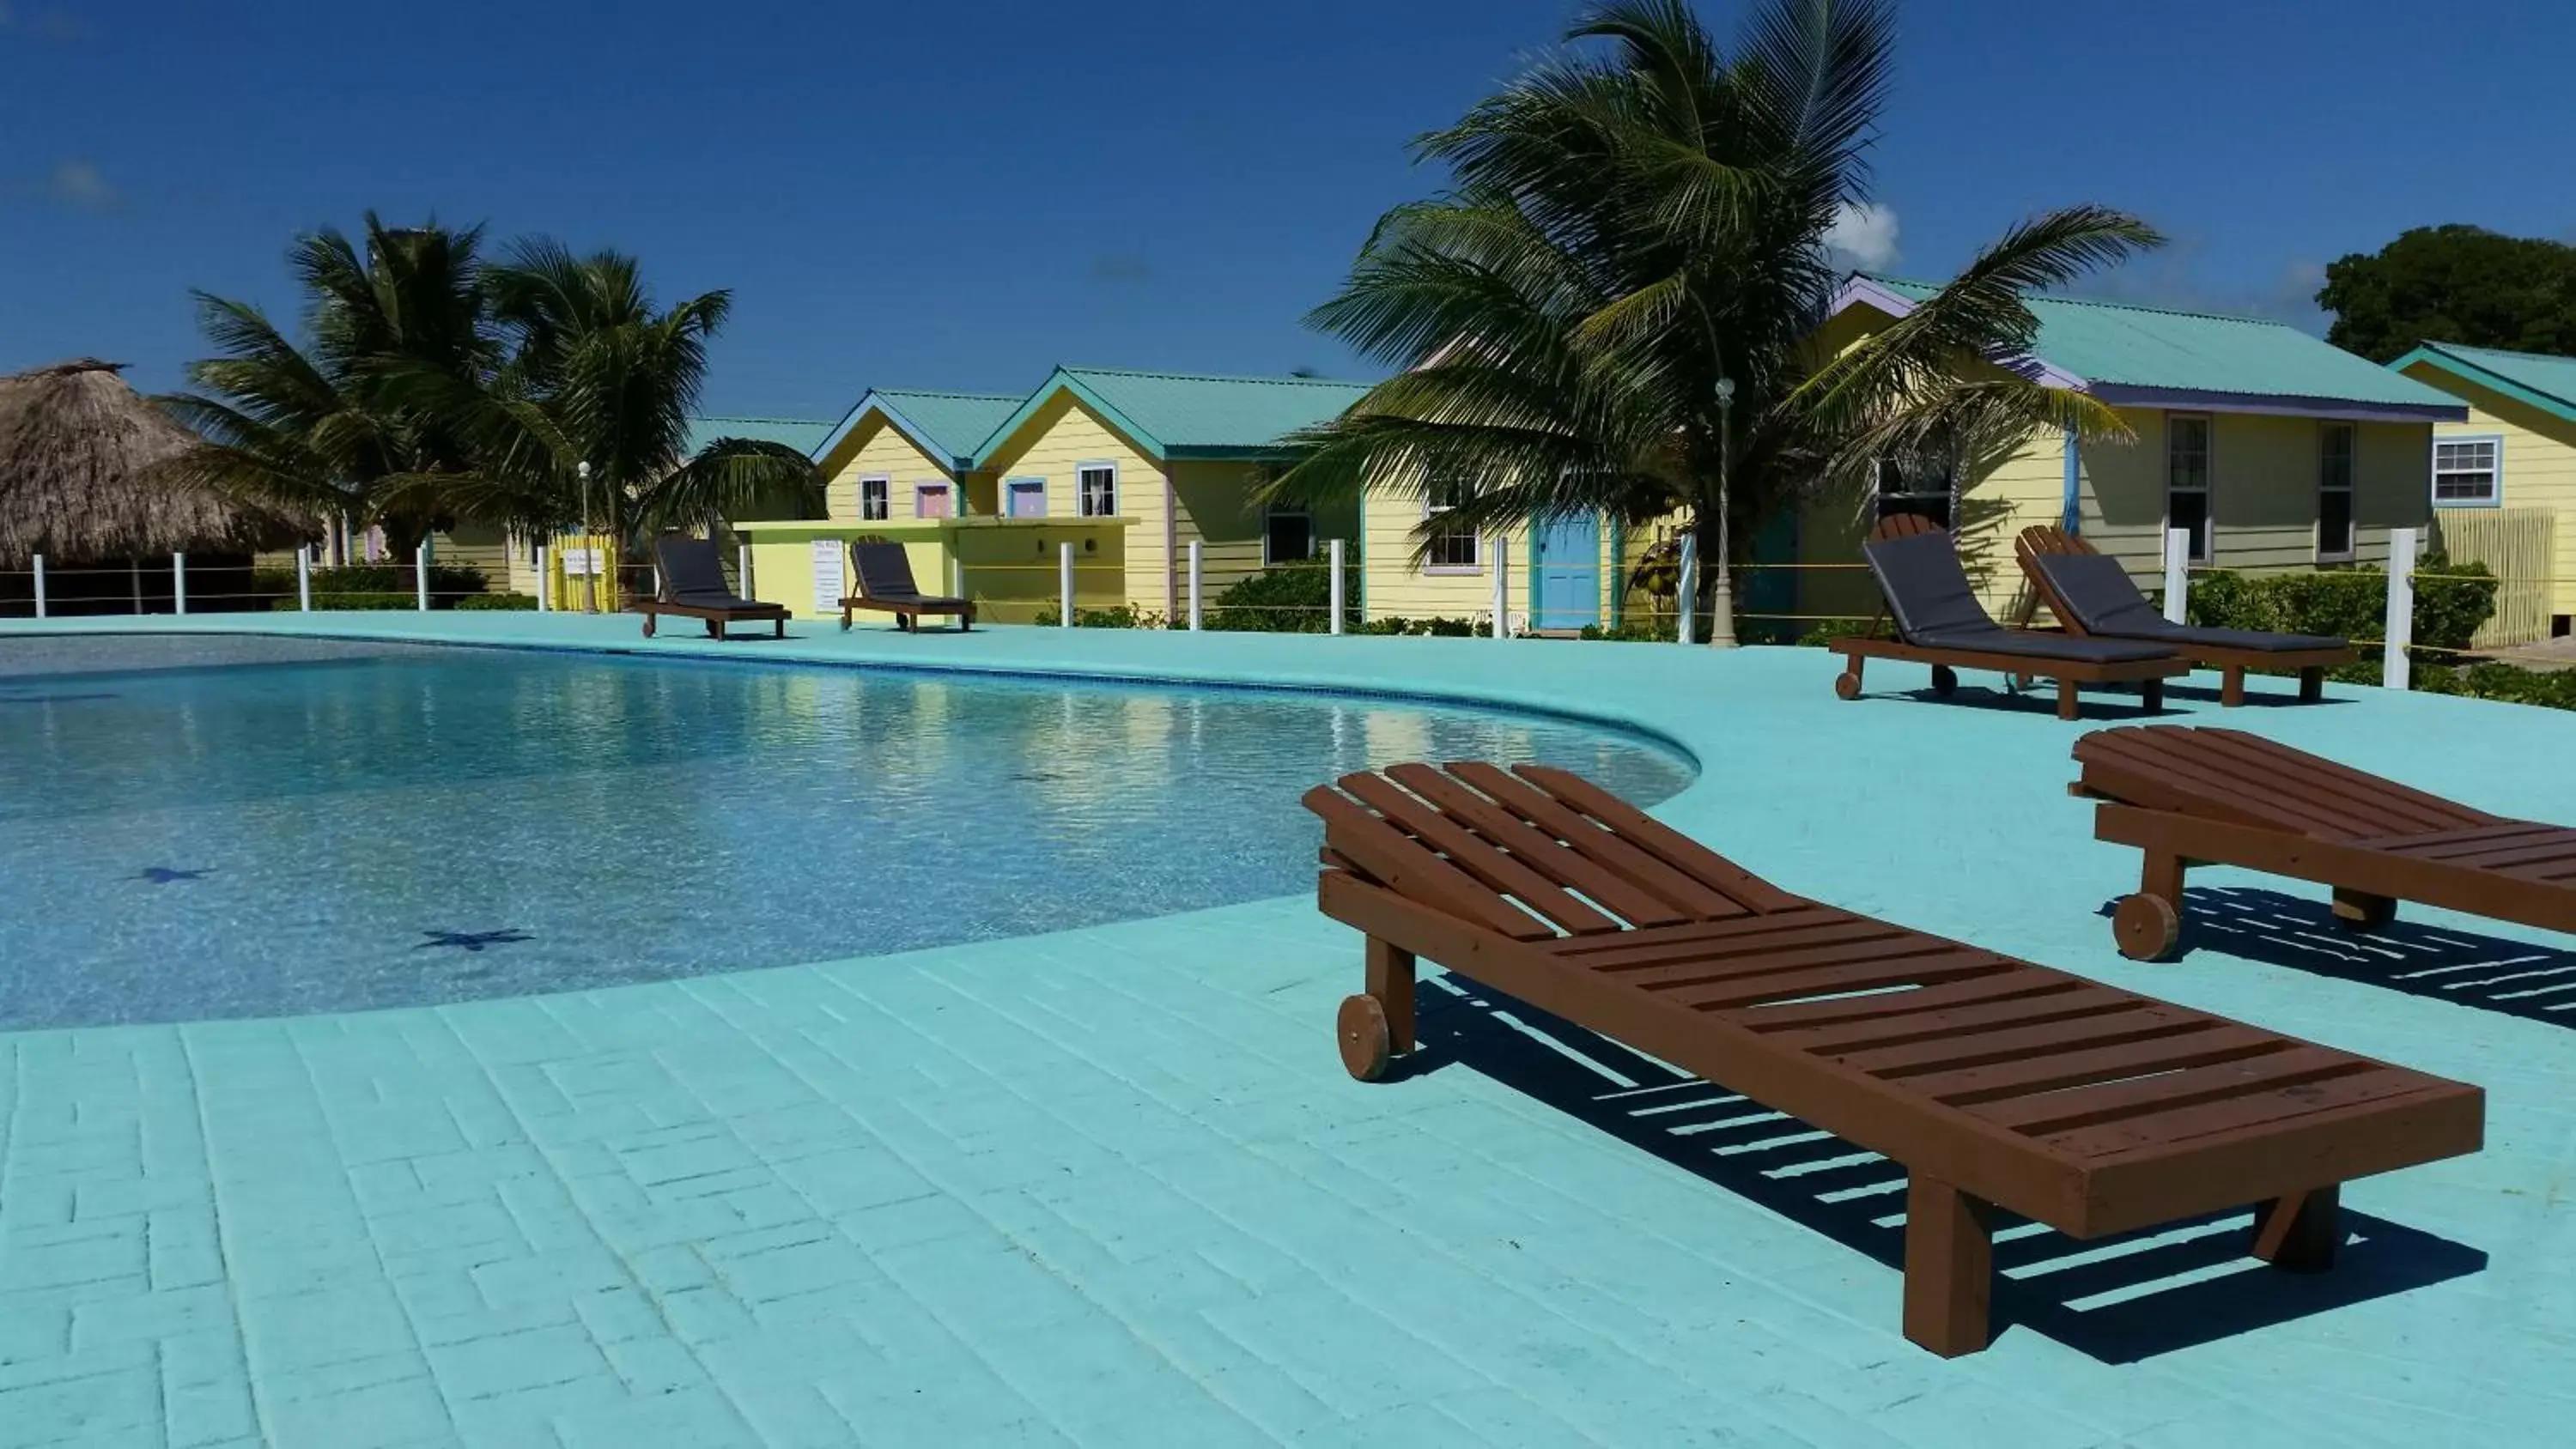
[{"left": 0, "top": 634, "right": 1692, "bottom": 1028}]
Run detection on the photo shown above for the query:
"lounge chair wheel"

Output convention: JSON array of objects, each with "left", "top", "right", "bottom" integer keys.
[
  {"left": 1929, "top": 665, "right": 1959, "bottom": 697},
  {"left": 2008, "top": 672, "right": 2035, "bottom": 693},
  {"left": 641, "top": 614, "right": 656, "bottom": 639},
  {"left": 2112, "top": 893, "right": 2182, "bottom": 961},
  {"left": 1336, "top": 993, "right": 1393, "bottom": 1082},
  {"left": 1833, "top": 670, "right": 1862, "bottom": 701}
]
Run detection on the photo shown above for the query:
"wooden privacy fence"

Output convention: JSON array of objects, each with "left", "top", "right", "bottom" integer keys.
[{"left": 2433, "top": 507, "right": 2554, "bottom": 647}]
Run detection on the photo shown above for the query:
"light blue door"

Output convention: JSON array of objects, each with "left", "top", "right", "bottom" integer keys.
[{"left": 1531, "top": 512, "right": 1601, "bottom": 631}]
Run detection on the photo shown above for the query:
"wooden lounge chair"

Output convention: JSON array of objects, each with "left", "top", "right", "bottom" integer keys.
[
  {"left": 1833, "top": 515, "right": 2188, "bottom": 721},
  {"left": 636, "top": 536, "right": 790, "bottom": 640},
  {"left": 841, "top": 541, "right": 975, "bottom": 633},
  {"left": 2073, "top": 724, "right": 2576, "bottom": 960},
  {"left": 2016, "top": 526, "right": 2355, "bottom": 706},
  {"left": 1307, "top": 761, "right": 2483, "bottom": 1356}
]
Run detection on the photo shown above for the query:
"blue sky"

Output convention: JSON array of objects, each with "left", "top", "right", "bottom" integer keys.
[{"left": 4, "top": 0, "right": 2571, "bottom": 421}]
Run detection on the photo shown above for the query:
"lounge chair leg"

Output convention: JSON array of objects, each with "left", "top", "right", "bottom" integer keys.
[
  {"left": 1366, "top": 937, "right": 1416, "bottom": 1054},
  {"left": 642, "top": 613, "right": 656, "bottom": 639},
  {"left": 841, "top": 608, "right": 852, "bottom": 632},
  {"left": 2330, "top": 888, "right": 2397, "bottom": 931},
  {"left": 1903, "top": 1176, "right": 1994, "bottom": 1357},
  {"left": 1834, "top": 654, "right": 1863, "bottom": 701},
  {"left": 2299, "top": 666, "right": 2325, "bottom": 703},
  {"left": 2056, "top": 678, "right": 2079, "bottom": 721},
  {"left": 2113, "top": 851, "right": 2186, "bottom": 961},
  {"left": 2221, "top": 666, "right": 2245, "bottom": 708},
  {"left": 2252, "top": 1185, "right": 2339, "bottom": 1272},
  {"left": 2142, "top": 678, "right": 2164, "bottom": 712},
  {"left": 775, "top": 617, "right": 785, "bottom": 639}
]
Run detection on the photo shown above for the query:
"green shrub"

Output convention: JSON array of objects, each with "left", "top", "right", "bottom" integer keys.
[
  {"left": 2184, "top": 553, "right": 2496, "bottom": 660},
  {"left": 1793, "top": 617, "right": 1873, "bottom": 647},
  {"left": 1205, "top": 560, "right": 1363, "bottom": 633},
  {"left": 252, "top": 562, "right": 493, "bottom": 609},
  {"left": 1577, "top": 616, "right": 1678, "bottom": 642},
  {"left": 1358, "top": 615, "right": 1481, "bottom": 636},
  {"left": 1030, "top": 603, "right": 1166, "bottom": 628},
  {"left": 455, "top": 592, "right": 538, "bottom": 611}
]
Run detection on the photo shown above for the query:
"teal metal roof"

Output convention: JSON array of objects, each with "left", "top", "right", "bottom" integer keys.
[
  {"left": 1857, "top": 276, "right": 2463, "bottom": 415},
  {"left": 976, "top": 366, "right": 1376, "bottom": 463},
  {"left": 683, "top": 415, "right": 836, "bottom": 457},
  {"left": 805, "top": 389, "right": 1024, "bottom": 472},
  {"left": 2388, "top": 341, "right": 2576, "bottom": 427}
]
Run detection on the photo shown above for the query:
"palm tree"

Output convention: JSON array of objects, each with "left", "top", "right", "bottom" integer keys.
[
  {"left": 1267, "top": 0, "right": 2162, "bottom": 634},
  {"left": 437, "top": 239, "right": 821, "bottom": 549},
  {"left": 157, "top": 215, "right": 497, "bottom": 559}
]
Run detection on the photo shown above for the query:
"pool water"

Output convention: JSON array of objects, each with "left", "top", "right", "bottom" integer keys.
[{"left": 0, "top": 636, "right": 1692, "bottom": 1028}]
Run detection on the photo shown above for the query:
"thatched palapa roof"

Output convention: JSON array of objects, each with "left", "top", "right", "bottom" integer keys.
[{"left": 0, "top": 358, "right": 306, "bottom": 565}]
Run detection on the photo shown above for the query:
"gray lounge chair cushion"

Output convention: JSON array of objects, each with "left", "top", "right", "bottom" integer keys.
[
  {"left": 850, "top": 543, "right": 966, "bottom": 606},
  {"left": 655, "top": 537, "right": 767, "bottom": 610},
  {"left": 2034, "top": 552, "right": 2345, "bottom": 652},
  {"left": 1864, "top": 530, "right": 2173, "bottom": 664}
]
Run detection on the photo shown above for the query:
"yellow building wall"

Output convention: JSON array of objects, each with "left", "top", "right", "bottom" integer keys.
[
  {"left": 1357, "top": 482, "right": 1631, "bottom": 630},
  {"left": 736, "top": 521, "right": 1127, "bottom": 626},
  {"left": 819, "top": 416, "right": 971, "bottom": 525},
  {"left": 1794, "top": 430, "right": 2063, "bottom": 623},
  {"left": 2077, "top": 411, "right": 2428, "bottom": 579},
  {"left": 1169, "top": 462, "right": 1363, "bottom": 598},
  {"left": 981, "top": 393, "right": 1170, "bottom": 616},
  {"left": 2399, "top": 366, "right": 2576, "bottom": 617}
]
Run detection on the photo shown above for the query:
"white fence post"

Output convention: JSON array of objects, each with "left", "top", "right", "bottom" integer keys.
[
  {"left": 415, "top": 543, "right": 430, "bottom": 612},
  {"left": 1675, "top": 535, "right": 1698, "bottom": 645},
  {"left": 1059, "top": 541, "right": 1075, "bottom": 628},
  {"left": 535, "top": 545, "right": 550, "bottom": 612},
  {"left": 172, "top": 552, "right": 188, "bottom": 615},
  {"left": 1188, "top": 540, "right": 1204, "bottom": 631},
  {"left": 30, "top": 554, "right": 45, "bottom": 619},
  {"left": 1328, "top": 538, "right": 1346, "bottom": 635},
  {"left": 296, "top": 549, "right": 313, "bottom": 612},
  {"left": 2385, "top": 525, "right": 2416, "bottom": 690},
  {"left": 738, "top": 543, "right": 754, "bottom": 602},
  {"left": 2161, "top": 527, "right": 2191, "bottom": 624},
  {"left": 1490, "top": 535, "right": 1508, "bottom": 640}
]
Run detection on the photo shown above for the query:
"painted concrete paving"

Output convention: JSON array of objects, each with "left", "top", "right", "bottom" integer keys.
[{"left": 1, "top": 615, "right": 2572, "bottom": 1446}]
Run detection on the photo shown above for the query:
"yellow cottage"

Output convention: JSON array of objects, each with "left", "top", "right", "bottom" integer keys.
[
  {"left": 970, "top": 367, "right": 1370, "bottom": 619},
  {"left": 1788, "top": 276, "right": 2469, "bottom": 627},
  {"left": 2388, "top": 343, "right": 2576, "bottom": 638}
]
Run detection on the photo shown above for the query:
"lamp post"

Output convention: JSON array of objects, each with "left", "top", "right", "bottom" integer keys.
[
  {"left": 577, "top": 460, "right": 598, "bottom": 615},
  {"left": 1708, "top": 376, "right": 1738, "bottom": 648}
]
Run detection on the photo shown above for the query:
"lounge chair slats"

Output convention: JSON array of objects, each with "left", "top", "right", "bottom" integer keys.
[
  {"left": 1834, "top": 518, "right": 2187, "bottom": 720},
  {"left": 1312, "top": 761, "right": 2483, "bottom": 1355},
  {"left": 2014, "top": 525, "right": 2354, "bottom": 705},
  {"left": 841, "top": 542, "right": 975, "bottom": 632},
  {"left": 2074, "top": 724, "right": 2576, "bottom": 957}
]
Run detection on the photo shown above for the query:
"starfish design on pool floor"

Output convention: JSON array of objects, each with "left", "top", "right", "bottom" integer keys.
[
  {"left": 416, "top": 929, "right": 533, "bottom": 953},
  {"left": 137, "top": 866, "right": 212, "bottom": 883}
]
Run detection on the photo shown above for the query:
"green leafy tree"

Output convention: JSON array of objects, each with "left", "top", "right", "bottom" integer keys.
[
  {"left": 157, "top": 215, "right": 497, "bottom": 556},
  {"left": 428, "top": 239, "right": 822, "bottom": 542},
  {"left": 2320, "top": 224, "right": 2576, "bottom": 363},
  {"left": 1267, "top": 0, "right": 2160, "bottom": 612}
]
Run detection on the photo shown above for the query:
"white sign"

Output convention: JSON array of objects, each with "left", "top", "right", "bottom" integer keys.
[
  {"left": 559, "top": 547, "right": 604, "bottom": 577},
  {"left": 811, "top": 539, "right": 845, "bottom": 614}
]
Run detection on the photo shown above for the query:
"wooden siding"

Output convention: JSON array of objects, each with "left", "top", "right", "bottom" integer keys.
[
  {"left": 980, "top": 393, "right": 1170, "bottom": 615},
  {"left": 1169, "top": 461, "right": 1361, "bottom": 598},
  {"left": 2401, "top": 366, "right": 2576, "bottom": 618},
  {"left": 2080, "top": 411, "right": 2429, "bottom": 579},
  {"left": 820, "top": 416, "right": 974, "bottom": 525},
  {"left": 1358, "top": 480, "right": 1630, "bottom": 629}
]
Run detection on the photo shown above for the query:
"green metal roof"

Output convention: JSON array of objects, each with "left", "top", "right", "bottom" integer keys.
[
  {"left": 975, "top": 366, "right": 1376, "bottom": 464},
  {"left": 1855, "top": 276, "right": 2463, "bottom": 416},
  {"left": 683, "top": 415, "right": 836, "bottom": 457},
  {"left": 866, "top": 390, "right": 1026, "bottom": 467},
  {"left": 2388, "top": 341, "right": 2576, "bottom": 428}
]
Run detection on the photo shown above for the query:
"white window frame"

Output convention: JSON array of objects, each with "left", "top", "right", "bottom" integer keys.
[
  {"left": 858, "top": 475, "right": 890, "bottom": 522},
  {"left": 1076, "top": 462, "right": 1119, "bottom": 518},
  {"left": 2432, "top": 434, "right": 2503, "bottom": 508},
  {"left": 1263, "top": 506, "right": 1315, "bottom": 566},
  {"left": 2165, "top": 413, "right": 2214, "bottom": 565},
  {"left": 913, "top": 481, "right": 954, "bottom": 519},
  {"left": 1424, "top": 480, "right": 1481, "bottom": 573},
  {"left": 2316, "top": 422, "right": 2356, "bottom": 563}
]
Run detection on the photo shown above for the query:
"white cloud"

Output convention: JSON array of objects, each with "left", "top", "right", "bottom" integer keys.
[
  {"left": 1825, "top": 200, "right": 1900, "bottom": 271},
  {"left": 46, "top": 158, "right": 115, "bottom": 209}
]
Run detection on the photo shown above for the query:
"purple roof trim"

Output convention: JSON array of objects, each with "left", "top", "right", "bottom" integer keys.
[
  {"left": 2085, "top": 384, "right": 2466, "bottom": 424},
  {"left": 1826, "top": 276, "right": 2091, "bottom": 391}
]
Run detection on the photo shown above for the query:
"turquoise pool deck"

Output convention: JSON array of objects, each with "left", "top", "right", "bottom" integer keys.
[{"left": 1, "top": 614, "right": 2571, "bottom": 1447}]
